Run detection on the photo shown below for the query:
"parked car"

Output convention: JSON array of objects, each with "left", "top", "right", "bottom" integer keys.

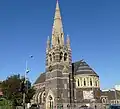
[{"left": 108, "top": 105, "right": 120, "bottom": 109}]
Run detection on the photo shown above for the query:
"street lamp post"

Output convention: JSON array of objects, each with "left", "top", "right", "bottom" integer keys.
[
  {"left": 23, "top": 60, "right": 28, "bottom": 109},
  {"left": 23, "top": 55, "right": 33, "bottom": 109}
]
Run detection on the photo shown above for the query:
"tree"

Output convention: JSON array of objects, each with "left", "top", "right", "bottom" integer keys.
[
  {"left": 0, "top": 74, "right": 35, "bottom": 106},
  {"left": 0, "top": 98, "right": 13, "bottom": 109}
]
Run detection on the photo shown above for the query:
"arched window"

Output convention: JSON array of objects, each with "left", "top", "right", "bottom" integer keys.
[
  {"left": 53, "top": 52, "right": 55, "bottom": 61},
  {"left": 42, "top": 92, "right": 46, "bottom": 103},
  {"left": 48, "top": 95, "right": 54, "bottom": 109},
  {"left": 102, "top": 98, "right": 106, "bottom": 103},
  {"left": 78, "top": 79, "right": 80, "bottom": 86},
  {"left": 60, "top": 52, "right": 63, "bottom": 61},
  {"left": 49, "top": 54, "right": 52, "bottom": 62},
  {"left": 58, "top": 37, "right": 60, "bottom": 44},
  {"left": 90, "top": 78, "right": 92, "bottom": 86},
  {"left": 49, "top": 95, "right": 52, "bottom": 109},
  {"left": 84, "top": 79, "right": 86, "bottom": 86},
  {"left": 117, "top": 100, "right": 119, "bottom": 104},
  {"left": 43, "top": 93, "right": 45, "bottom": 102},
  {"left": 38, "top": 92, "right": 41, "bottom": 103},
  {"left": 80, "top": 78, "right": 82, "bottom": 86},
  {"left": 64, "top": 53, "right": 67, "bottom": 61}
]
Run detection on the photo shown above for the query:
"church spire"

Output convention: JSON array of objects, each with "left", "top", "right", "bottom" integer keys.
[{"left": 52, "top": 0, "right": 64, "bottom": 47}]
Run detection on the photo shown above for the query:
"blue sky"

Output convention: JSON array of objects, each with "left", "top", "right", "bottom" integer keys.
[{"left": 0, "top": 0, "right": 120, "bottom": 89}]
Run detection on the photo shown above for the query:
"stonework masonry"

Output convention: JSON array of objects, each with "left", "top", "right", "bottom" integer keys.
[{"left": 33, "top": 1, "right": 120, "bottom": 109}]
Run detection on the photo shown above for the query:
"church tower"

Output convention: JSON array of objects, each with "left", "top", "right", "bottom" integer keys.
[{"left": 45, "top": 0, "right": 73, "bottom": 108}]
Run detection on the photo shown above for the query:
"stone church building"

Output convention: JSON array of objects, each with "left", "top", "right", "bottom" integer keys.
[{"left": 32, "top": 1, "right": 120, "bottom": 109}]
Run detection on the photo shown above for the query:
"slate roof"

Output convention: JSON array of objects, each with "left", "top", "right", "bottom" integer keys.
[
  {"left": 34, "top": 60, "right": 98, "bottom": 85},
  {"left": 34, "top": 72, "right": 46, "bottom": 84},
  {"left": 72, "top": 60, "right": 98, "bottom": 76},
  {"left": 101, "top": 90, "right": 120, "bottom": 100}
]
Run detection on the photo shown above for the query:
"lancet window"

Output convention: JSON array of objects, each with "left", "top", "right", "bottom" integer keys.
[
  {"left": 49, "top": 54, "right": 52, "bottom": 62},
  {"left": 64, "top": 53, "right": 67, "bottom": 61},
  {"left": 84, "top": 78, "right": 86, "bottom": 86},
  {"left": 53, "top": 52, "right": 55, "bottom": 61},
  {"left": 90, "top": 78, "right": 92, "bottom": 86}
]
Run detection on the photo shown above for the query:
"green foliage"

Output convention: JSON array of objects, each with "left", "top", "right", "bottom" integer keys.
[
  {"left": 0, "top": 74, "right": 35, "bottom": 106},
  {"left": 0, "top": 98, "right": 13, "bottom": 109},
  {"left": 26, "top": 86, "right": 36, "bottom": 103}
]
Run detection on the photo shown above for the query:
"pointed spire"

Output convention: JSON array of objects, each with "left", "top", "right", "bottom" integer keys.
[
  {"left": 66, "top": 34, "right": 71, "bottom": 50},
  {"left": 56, "top": 0, "right": 60, "bottom": 12},
  {"left": 53, "top": 0, "right": 62, "bottom": 29},
  {"left": 52, "top": 0, "right": 64, "bottom": 47}
]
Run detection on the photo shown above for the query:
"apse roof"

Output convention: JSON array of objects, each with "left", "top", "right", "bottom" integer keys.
[{"left": 72, "top": 60, "right": 98, "bottom": 76}]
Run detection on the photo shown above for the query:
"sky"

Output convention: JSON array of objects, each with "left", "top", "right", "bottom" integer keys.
[{"left": 0, "top": 0, "right": 120, "bottom": 89}]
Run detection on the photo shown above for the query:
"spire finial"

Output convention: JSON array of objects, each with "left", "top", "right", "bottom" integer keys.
[{"left": 56, "top": 0, "right": 59, "bottom": 9}]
